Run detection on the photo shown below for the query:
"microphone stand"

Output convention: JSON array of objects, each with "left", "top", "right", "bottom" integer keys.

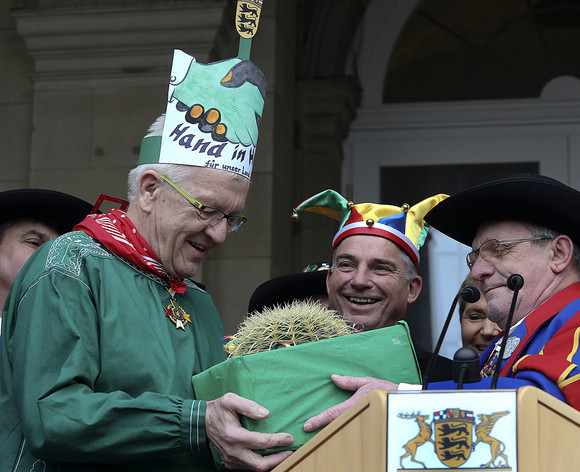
[
  {"left": 453, "top": 346, "right": 481, "bottom": 389},
  {"left": 490, "top": 274, "right": 524, "bottom": 389},
  {"left": 422, "top": 286, "right": 480, "bottom": 390}
]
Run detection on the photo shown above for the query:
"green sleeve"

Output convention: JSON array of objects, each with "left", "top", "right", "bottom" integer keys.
[
  {"left": 7, "top": 262, "right": 213, "bottom": 466},
  {"left": 181, "top": 399, "right": 210, "bottom": 455}
]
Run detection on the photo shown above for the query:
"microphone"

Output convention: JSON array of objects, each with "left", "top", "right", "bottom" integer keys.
[
  {"left": 490, "top": 274, "right": 524, "bottom": 389},
  {"left": 507, "top": 273, "right": 524, "bottom": 291},
  {"left": 422, "top": 286, "right": 481, "bottom": 390},
  {"left": 453, "top": 347, "right": 481, "bottom": 388}
]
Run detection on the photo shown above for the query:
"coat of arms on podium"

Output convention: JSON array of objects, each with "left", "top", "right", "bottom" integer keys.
[
  {"left": 388, "top": 390, "right": 517, "bottom": 471},
  {"left": 433, "top": 408, "right": 475, "bottom": 467}
]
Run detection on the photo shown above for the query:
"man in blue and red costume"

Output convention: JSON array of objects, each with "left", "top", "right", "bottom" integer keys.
[{"left": 302, "top": 174, "right": 580, "bottom": 433}]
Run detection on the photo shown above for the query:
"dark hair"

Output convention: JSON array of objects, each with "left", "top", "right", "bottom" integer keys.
[
  {"left": 0, "top": 217, "right": 61, "bottom": 246},
  {"left": 331, "top": 239, "right": 418, "bottom": 281},
  {"left": 0, "top": 221, "right": 13, "bottom": 245}
]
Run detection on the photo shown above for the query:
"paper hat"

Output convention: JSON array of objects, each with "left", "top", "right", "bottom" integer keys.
[
  {"left": 0, "top": 189, "right": 92, "bottom": 235},
  {"left": 248, "top": 263, "right": 330, "bottom": 313},
  {"left": 293, "top": 190, "right": 448, "bottom": 268},
  {"left": 138, "top": 50, "right": 267, "bottom": 180},
  {"left": 425, "top": 174, "right": 580, "bottom": 247},
  {"left": 138, "top": 2, "right": 267, "bottom": 180}
]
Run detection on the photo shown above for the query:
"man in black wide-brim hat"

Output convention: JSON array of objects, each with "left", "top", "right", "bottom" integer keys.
[
  {"left": 302, "top": 174, "right": 580, "bottom": 432},
  {"left": 0, "top": 188, "right": 92, "bottom": 310},
  {"left": 0, "top": 188, "right": 92, "bottom": 355}
]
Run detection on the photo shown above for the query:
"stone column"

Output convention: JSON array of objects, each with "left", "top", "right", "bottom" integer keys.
[
  {"left": 12, "top": 0, "right": 230, "bottom": 201},
  {"left": 293, "top": 77, "right": 360, "bottom": 267},
  {"left": 0, "top": 1, "right": 33, "bottom": 190}
]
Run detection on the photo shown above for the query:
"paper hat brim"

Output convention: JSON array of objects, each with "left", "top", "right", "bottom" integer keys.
[
  {"left": 0, "top": 189, "right": 93, "bottom": 235},
  {"left": 425, "top": 174, "right": 580, "bottom": 246},
  {"left": 332, "top": 221, "right": 420, "bottom": 268},
  {"left": 248, "top": 269, "right": 329, "bottom": 314}
]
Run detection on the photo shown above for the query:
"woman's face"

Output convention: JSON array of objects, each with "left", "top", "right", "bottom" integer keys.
[{"left": 460, "top": 293, "right": 501, "bottom": 355}]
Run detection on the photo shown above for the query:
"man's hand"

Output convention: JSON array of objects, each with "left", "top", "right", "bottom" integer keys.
[
  {"left": 303, "top": 374, "right": 398, "bottom": 432},
  {"left": 206, "top": 392, "right": 294, "bottom": 471}
]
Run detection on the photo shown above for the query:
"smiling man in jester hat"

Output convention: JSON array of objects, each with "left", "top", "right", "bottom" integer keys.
[
  {"left": 289, "top": 189, "right": 452, "bottom": 431},
  {"left": 0, "top": 6, "right": 296, "bottom": 470},
  {"left": 302, "top": 175, "right": 580, "bottom": 433}
]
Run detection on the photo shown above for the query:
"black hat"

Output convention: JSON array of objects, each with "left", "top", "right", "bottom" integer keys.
[
  {"left": 425, "top": 174, "right": 580, "bottom": 246},
  {"left": 248, "top": 263, "right": 330, "bottom": 313},
  {"left": 0, "top": 188, "right": 93, "bottom": 235}
]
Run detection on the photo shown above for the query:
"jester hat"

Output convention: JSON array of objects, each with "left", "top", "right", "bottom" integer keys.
[
  {"left": 293, "top": 190, "right": 448, "bottom": 268},
  {"left": 138, "top": 2, "right": 267, "bottom": 180}
]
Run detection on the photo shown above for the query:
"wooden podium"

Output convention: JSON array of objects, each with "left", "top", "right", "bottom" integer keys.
[{"left": 272, "top": 387, "right": 580, "bottom": 472}]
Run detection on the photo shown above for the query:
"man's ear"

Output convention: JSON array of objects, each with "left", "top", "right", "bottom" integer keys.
[
  {"left": 138, "top": 170, "right": 163, "bottom": 214},
  {"left": 549, "top": 235, "right": 574, "bottom": 274},
  {"left": 407, "top": 275, "right": 423, "bottom": 304}
]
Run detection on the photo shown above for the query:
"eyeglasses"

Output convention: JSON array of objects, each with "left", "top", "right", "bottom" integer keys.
[
  {"left": 158, "top": 174, "right": 247, "bottom": 232},
  {"left": 466, "top": 237, "right": 552, "bottom": 269}
]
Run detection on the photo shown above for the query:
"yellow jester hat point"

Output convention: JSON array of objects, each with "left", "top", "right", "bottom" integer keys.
[{"left": 293, "top": 190, "right": 448, "bottom": 268}]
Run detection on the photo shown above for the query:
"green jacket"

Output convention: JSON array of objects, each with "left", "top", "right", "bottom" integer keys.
[{"left": 0, "top": 231, "right": 226, "bottom": 471}]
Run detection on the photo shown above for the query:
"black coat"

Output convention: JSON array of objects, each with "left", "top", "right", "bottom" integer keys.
[{"left": 413, "top": 341, "right": 454, "bottom": 383}]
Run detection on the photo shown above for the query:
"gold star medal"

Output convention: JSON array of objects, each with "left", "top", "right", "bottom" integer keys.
[{"left": 164, "top": 288, "right": 191, "bottom": 330}]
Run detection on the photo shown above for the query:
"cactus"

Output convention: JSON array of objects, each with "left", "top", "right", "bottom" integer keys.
[{"left": 223, "top": 299, "right": 362, "bottom": 356}]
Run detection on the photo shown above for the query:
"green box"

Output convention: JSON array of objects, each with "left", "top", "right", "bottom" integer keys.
[{"left": 192, "top": 321, "right": 420, "bottom": 454}]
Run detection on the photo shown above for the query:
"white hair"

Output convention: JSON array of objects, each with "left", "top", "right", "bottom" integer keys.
[
  {"left": 127, "top": 164, "right": 197, "bottom": 202},
  {"left": 146, "top": 114, "right": 165, "bottom": 137}
]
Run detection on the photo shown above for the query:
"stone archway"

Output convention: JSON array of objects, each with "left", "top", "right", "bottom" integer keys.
[{"left": 343, "top": 0, "right": 580, "bottom": 353}]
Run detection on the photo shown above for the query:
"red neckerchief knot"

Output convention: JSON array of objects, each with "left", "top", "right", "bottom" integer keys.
[
  {"left": 169, "top": 278, "right": 188, "bottom": 294},
  {"left": 75, "top": 208, "right": 188, "bottom": 293}
]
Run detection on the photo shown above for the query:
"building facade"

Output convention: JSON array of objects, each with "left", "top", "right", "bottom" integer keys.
[{"left": 2, "top": 0, "right": 580, "bottom": 353}]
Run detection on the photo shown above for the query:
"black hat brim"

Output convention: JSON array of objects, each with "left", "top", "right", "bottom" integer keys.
[
  {"left": 0, "top": 189, "right": 93, "bottom": 235},
  {"left": 425, "top": 174, "right": 580, "bottom": 247},
  {"left": 248, "top": 269, "right": 329, "bottom": 314}
]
